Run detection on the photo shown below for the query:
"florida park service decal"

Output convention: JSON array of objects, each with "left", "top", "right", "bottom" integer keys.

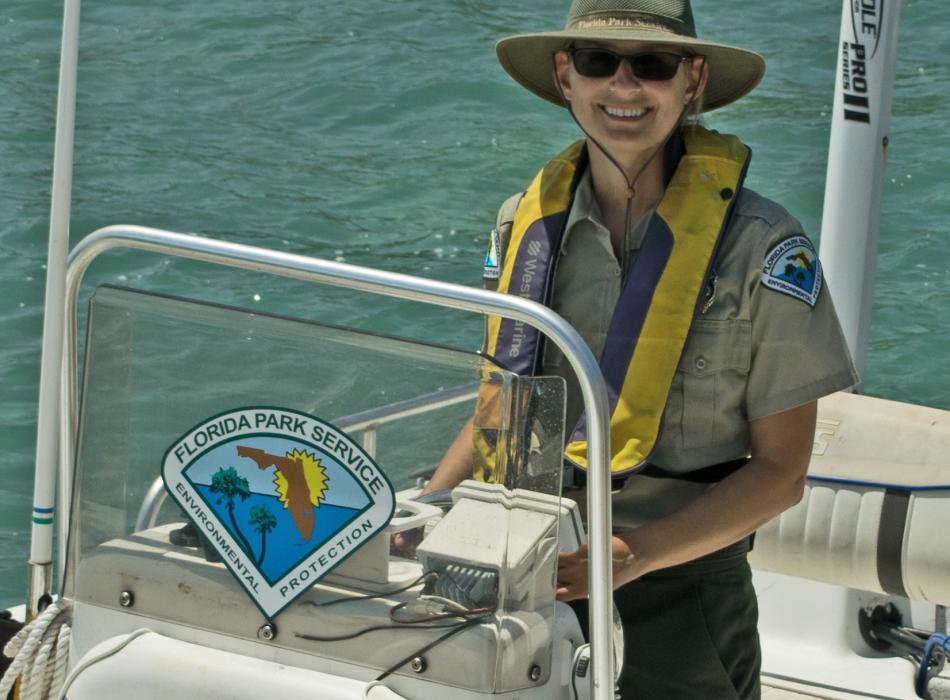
[{"left": 162, "top": 407, "right": 395, "bottom": 618}]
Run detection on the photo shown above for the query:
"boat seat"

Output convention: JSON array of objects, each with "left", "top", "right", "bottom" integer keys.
[
  {"left": 65, "top": 630, "right": 408, "bottom": 699},
  {"left": 749, "top": 391, "right": 950, "bottom": 605}
]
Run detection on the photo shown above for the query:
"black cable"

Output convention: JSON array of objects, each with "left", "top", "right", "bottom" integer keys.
[
  {"left": 299, "top": 572, "right": 432, "bottom": 609},
  {"left": 571, "top": 662, "right": 582, "bottom": 700},
  {"left": 389, "top": 600, "right": 494, "bottom": 625},
  {"left": 374, "top": 614, "right": 490, "bottom": 682},
  {"left": 876, "top": 621, "right": 932, "bottom": 661},
  {"left": 296, "top": 586, "right": 494, "bottom": 642},
  {"left": 294, "top": 618, "right": 469, "bottom": 643}
]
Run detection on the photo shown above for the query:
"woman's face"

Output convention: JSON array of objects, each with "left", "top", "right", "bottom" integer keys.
[{"left": 554, "top": 41, "right": 707, "bottom": 163}]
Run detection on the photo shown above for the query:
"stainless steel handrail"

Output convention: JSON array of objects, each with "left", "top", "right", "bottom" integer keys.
[
  {"left": 334, "top": 381, "right": 478, "bottom": 434},
  {"left": 134, "top": 476, "right": 168, "bottom": 533},
  {"left": 54, "top": 224, "right": 615, "bottom": 699}
]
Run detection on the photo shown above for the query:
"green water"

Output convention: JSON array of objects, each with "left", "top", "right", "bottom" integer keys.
[{"left": 2, "top": 0, "right": 949, "bottom": 607}]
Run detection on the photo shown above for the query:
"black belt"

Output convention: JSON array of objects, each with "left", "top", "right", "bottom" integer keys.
[
  {"left": 568, "top": 457, "right": 750, "bottom": 490},
  {"left": 565, "top": 458, "right": 756, "bottom": 563}
]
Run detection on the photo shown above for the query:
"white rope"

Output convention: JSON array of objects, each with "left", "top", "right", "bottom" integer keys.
[
  {"left": 0, "top": 599, "right": 72, "bottom": 700},
  {"left": 26, "top": 623, "right": 56, "bottom": 700},
  {"left": 49, "top": 624, "right": 71, "bottom": 696}
]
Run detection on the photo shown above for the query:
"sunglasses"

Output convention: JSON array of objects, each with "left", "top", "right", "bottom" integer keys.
[{"left": 570, "top": 48, "right": 689, "bottom": 81}]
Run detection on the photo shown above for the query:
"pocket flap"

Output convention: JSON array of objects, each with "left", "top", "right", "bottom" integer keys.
[{"left": 679, "top": 319, "right": 751, "bottom": 375}]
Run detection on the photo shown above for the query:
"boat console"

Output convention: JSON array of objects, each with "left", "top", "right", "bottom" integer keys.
[{"left": 60, "top": 284, "right": 607, "bottom": 699}]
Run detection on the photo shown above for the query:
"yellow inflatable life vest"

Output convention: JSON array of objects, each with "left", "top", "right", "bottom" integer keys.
[{"left": 481, "top": 126, "right": 750, "bottom": 478}]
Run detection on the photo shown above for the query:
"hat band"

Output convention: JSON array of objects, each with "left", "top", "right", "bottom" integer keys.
[{"left": 566, "top": 12, "right": 695, "bottom": 38}]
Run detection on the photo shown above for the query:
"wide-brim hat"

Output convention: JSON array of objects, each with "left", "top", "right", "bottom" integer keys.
[{"left": 496, "top": 0, "right": 765, "bottom": 112}]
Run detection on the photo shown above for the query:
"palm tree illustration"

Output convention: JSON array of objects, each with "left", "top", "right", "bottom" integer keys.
[
  {"left": 210, "top": 467, "right": 254, "bottom": 556},
  {"left": 248, "top": 505, "right": 277, "bottom": 565}
]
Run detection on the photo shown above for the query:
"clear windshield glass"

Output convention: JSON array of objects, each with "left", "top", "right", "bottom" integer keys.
[{"left": 66, "top": 285, "right": 569, "bottom": 693}]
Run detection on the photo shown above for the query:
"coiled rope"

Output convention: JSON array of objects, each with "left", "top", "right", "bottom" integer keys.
[{"left": 0, "top": 599, "right": 72, "bottom": 700}]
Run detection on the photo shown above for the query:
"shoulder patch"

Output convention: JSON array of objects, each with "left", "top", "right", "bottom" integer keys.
[
  {"left": 483, "top": 227, "right": 501, "bottom": 280},
  {"left": 761, "top": 235, "right": 823, "bottom": 307}
]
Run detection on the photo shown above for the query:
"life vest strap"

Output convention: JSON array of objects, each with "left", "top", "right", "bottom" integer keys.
[{"left": 567, "top": 457, "right": 750, "bottom": 489}]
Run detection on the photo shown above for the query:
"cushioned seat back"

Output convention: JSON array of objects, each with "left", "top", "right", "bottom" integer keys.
[{"left": 749, "top": 391, "right": 950, "bottom": 604}]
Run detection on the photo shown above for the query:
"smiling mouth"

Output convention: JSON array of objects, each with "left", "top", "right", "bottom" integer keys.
[{"left": 602, "top": 106, "right": 648, "bottom": 119}]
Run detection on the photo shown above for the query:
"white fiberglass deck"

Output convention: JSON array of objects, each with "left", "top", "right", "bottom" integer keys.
[{"left": 763, "top": 679, "right": 950, "bottom": 700}]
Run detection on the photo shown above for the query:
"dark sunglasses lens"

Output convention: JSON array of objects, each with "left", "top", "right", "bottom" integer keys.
[
  {"left": 572, "top": 49, "right": 683, "bottom": 81},
  {"left": 572, "top": 49, "right": 620, "bottom": 77},
  {"left": 633, "top": 53, "right": 682, "bottom": 80}
]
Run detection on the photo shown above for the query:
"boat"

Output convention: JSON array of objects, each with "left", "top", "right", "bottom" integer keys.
[{"left": 3, "top": 0, "right": 950, "bottom": 699}]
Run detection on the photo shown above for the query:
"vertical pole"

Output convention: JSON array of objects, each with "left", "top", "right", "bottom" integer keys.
[
  {"left": 819, "top": 0, "right": 902, "bottom": 379},
  {"left": 583, "top": 404, "right": 614, "bottom": 700},
  {"left": 361, "top": 427, "right": 378, "bottom": 458},
  {"left": 28, "top": 0, "right": 81, "bottom": 616}
]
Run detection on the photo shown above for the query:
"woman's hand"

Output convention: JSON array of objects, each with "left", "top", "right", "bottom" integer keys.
[
  {"left": 390, "top": 527, "right": 425, "bottom": 559},
  {"left": 556, "top": 535, "right": 639, "bottom": 601}
]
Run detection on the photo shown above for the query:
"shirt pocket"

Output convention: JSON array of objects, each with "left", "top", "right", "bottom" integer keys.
[{"left": 668, "top": 319, "right": 752, "bottom": 450}]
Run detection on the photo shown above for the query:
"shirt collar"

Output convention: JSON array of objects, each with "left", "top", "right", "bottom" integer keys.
[
  {"left": 562, "top": 166, "right": 656, "bottom": 256},
  {"left": 564, "top": 168, "right": 605, "bottom": 239},
  {"left": 565, "top": 128, "right": 684, "bottom": 234}
]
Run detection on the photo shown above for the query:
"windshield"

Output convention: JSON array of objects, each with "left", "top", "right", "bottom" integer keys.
[{"left": 65, "top": 285, "right": 571, "bottom": 693}]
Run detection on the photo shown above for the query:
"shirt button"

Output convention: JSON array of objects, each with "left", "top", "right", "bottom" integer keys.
[{"left": 694, "top": 356, "right": 708, "bottom": 371}]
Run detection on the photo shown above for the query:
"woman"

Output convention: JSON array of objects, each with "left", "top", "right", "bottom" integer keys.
[{"left": 423, "top": 1, "right": 859, "bottom": 696}]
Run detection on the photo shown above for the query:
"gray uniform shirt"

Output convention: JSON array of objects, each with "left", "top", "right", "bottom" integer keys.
[{"left": 491, "top": 169, "right": 859, "bottom": 527}]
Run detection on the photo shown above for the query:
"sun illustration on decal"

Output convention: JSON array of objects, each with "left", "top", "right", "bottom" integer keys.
[
  {"left": 236, "top": 446, "right": 329, "bottom": 541},
  {"left": 274, "top": 449, "right": 328, "bottom": 511}
]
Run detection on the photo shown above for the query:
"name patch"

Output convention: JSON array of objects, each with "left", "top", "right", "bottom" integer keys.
[
  {"left": 761, "top": 236, "right": 823, "bottom": 307},
  {"left": 162, "top": 407, "right": 395, "bottom": 618}
]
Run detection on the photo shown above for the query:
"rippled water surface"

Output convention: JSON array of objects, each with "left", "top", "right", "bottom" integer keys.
[{"left": 2, "top": 0, "right": 949, "bottom": 606}]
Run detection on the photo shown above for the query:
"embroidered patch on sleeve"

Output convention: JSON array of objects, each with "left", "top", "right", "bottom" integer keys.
[
  {"left": 483, "top": 228, "right": 501, "bottom": 280},
  {"left": 761, "top": 235, "right": 823, "bottom": 307}
]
